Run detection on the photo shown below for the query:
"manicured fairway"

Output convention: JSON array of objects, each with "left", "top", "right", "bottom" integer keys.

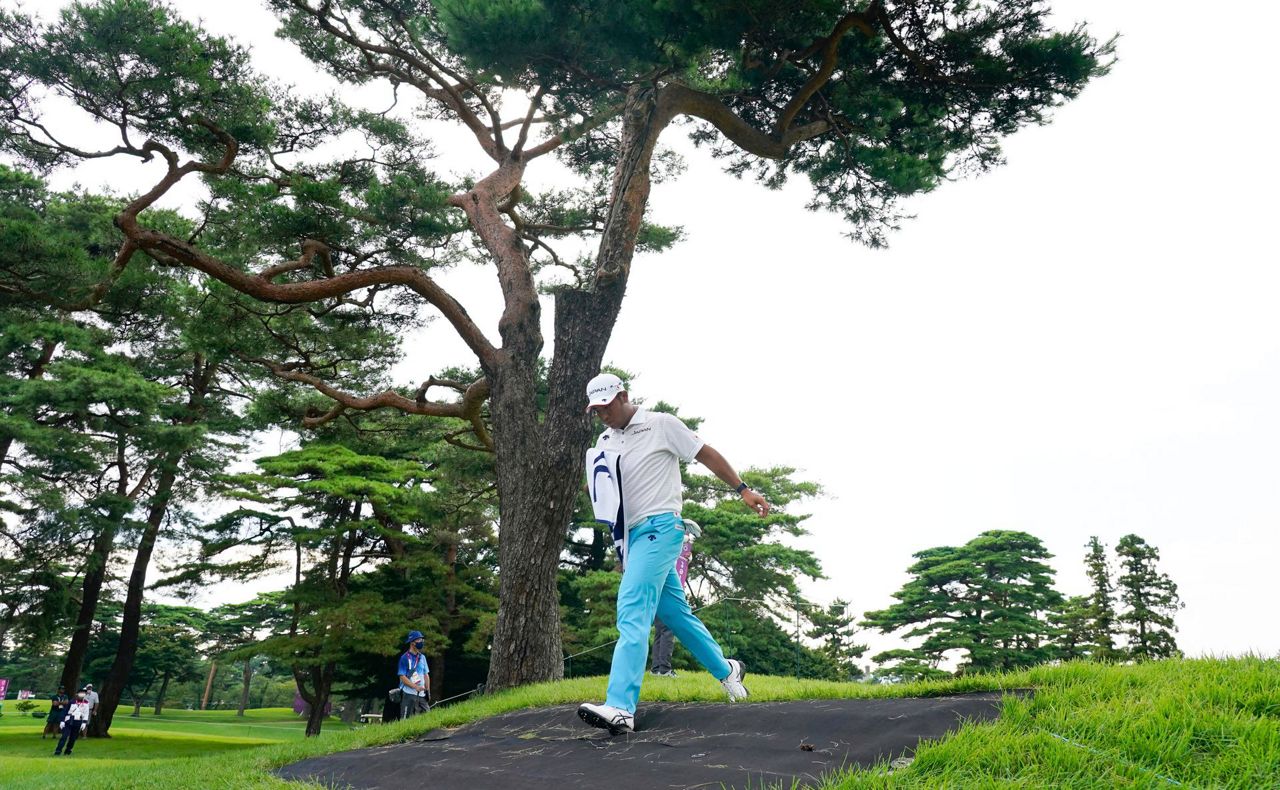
[{"left": 0, "top": 706, "right": 355, "bottom": 789}]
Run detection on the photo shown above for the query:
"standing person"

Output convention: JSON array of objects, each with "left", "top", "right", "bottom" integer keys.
[
  {"left": 578, "top": 373, "right": 770, "bottom": 734},
  {"left": 397, "top": 630, "right": 430, "bottom": 720},
  {"left": 44, "top": 685, "right": 70, "bottom": 739},
  {"left": 53, "top": 690, "right": 90, "bottom": 756},
  {"left": 82, "top": 683, "right": 99, "bottom": 727},
  {"left": 649, "top": 618, "right": 677, "bottom": 677},
  {"left": 650, "top": 519, "right": 701, "bottom": 677}
]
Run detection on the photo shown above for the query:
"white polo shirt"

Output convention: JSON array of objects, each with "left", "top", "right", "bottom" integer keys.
[{"left": 597, "top": 409, "right": 704, "bottom": 528}]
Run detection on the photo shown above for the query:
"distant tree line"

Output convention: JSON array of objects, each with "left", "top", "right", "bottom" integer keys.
[{"left": 863, "top": 531, "right": 1183, "bottom": 680}]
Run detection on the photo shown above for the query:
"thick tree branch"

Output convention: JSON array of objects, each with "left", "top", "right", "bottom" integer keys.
[
  {"left": 258, "top": 240, "right": 335, "bottom": 282},
  {"left": 513, "top": 86, "right": 546, "bottom": 156},
  {"left": 303, "top": 402, "right": 347, "bottom": 428},
  {"left": 247, "top": 354, "right": 493, "bottom": 450},
  {"left": 662, "top": 83, "right": 830, "bottom": 160},
  {"left": 447, "top": 160, "right": 539, "bottom": 359},
  {"left": 120, "top": 214, "right": 497, "bottom": 368},
  {"left": 121, "top": 140, "right": 497, "bottom": 366},
  {"left": 776, "top": 7, "right": 878, "bottom": 135}
]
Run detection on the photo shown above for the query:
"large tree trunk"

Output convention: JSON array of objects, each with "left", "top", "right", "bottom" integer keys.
[
  {"left": 90, "top": 461, "right": 179, "bottom": 737},
  {"left": 295, "top": 663, "right": 334, "bottom": 737},
  {"left": 483, "top": 86, "right": 668, "bottom": 692},
  {"left": 153, "top": 671, "right": 171, "bottom": 715},
  {"left": 200, "top": 661, "right": 217, "bottom": 710},
  {"left": 429, "top": 651, "right": 445, "bottom": 704},
  {"left": 89, "top": 356, "right": 212, "bottom": 735},
  {"left": 483, "top": 356, "right": 575, "bottom": 691},
  {"left": 59, "top": 517, "right": 119, "bottom": 694}
]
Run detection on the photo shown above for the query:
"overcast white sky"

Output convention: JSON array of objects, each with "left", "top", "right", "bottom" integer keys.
[{"left": 27, "top": 0, "right": 1280, "bottom": 662}]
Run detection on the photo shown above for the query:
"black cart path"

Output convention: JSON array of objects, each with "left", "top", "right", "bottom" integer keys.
[{"left": 278, "top": 692, "right": 1019, "bottom": 790}]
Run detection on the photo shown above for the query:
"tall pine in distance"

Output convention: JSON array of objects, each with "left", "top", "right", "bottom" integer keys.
[
  {"left": 805, "top": 599, "right": 868, "bottom": 681},
  {"left": 1083, "top": 536, "right": 1122, "bottom": 661},
  {"left": 1115, "top": 534, "right": 1182, "bottom": 661},
  {"left": 1049, "top": 595, "right": 1093, "bottom": 661},
  {"left": 862, "top": 531, "right": 1062, "bottom": 677}
]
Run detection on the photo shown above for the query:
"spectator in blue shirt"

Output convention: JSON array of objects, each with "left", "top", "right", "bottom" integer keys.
[
  {"left": 397, "top": 630, "right": 430, "bottom": 719},
  {"left": 44, "top": 685, "right": 69, "bottom": 739}
]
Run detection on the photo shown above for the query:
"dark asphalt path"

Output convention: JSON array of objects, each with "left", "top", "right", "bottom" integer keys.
[{"left": 277, "top": 692, "right": 1018, "bottom": 789}]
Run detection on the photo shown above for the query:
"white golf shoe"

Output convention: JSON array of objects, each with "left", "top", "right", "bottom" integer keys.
[
  {"left": 720, "top": 658, "right": 749, "bottom": 701},
  {"left": 577, "top": 702, "right": 635, "bottom": 734}
]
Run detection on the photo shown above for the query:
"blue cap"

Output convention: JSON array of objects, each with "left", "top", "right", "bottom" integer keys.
[{"left": 405, "top": 630, "right": 424, "bottom": 643}]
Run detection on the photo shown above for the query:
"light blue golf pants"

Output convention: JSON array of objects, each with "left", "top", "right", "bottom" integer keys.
[{"left": 605, "top": 512, "right": 732, "bottom": 714}]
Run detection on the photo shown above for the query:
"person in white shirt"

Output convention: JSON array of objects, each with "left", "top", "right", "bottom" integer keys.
[
  {"left": 83, "top": 683, "right": 99, "bottom": 724},
  {"left": 578, "top": 373, "right": 770, "bottom": 734},
  {"left": 54, "top": 691, "right": 91, "bottom": 755}
]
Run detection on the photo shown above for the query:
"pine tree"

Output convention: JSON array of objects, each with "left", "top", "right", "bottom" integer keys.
[
  {"left": 805, "top": 599, "right": 868, "bottom": 680},
  {"left": 863, "top": 531, "right": 1063, "bottom": 675},
  {"left": 1115, "top": 534, "right": 1182, "bottom": 661},
  {"left": 1083, "top": 536, "right": 1122, "bottom": 661},
  {"left": 1049, "top": 596, "right": 1093, "bottom": 661}
]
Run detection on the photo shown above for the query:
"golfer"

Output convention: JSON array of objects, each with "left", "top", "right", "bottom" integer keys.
[{"left": 578, "top": 373, "right": 770, "bottom": 734}]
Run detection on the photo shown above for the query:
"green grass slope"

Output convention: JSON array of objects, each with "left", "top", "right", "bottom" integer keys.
[{"left": 0, "top": 657, "right": 1275, "bottom": 789}]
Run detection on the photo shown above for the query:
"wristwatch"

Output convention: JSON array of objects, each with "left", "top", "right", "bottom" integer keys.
[{"left": 735, "top": 482, "right": 749, "bottom": 494}]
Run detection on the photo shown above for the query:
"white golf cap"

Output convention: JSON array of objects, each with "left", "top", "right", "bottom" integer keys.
[{"left": 585, "top": 372, "right": 625, "bottom": 411}]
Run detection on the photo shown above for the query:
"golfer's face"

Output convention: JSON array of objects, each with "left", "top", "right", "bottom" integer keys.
[{"left": 590, "top": 393, "right": 628, "bottom": 429}]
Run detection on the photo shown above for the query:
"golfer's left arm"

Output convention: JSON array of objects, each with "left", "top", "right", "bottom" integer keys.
[{"left": 695, "top": 445, "right": 770, "bottom": 516}]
